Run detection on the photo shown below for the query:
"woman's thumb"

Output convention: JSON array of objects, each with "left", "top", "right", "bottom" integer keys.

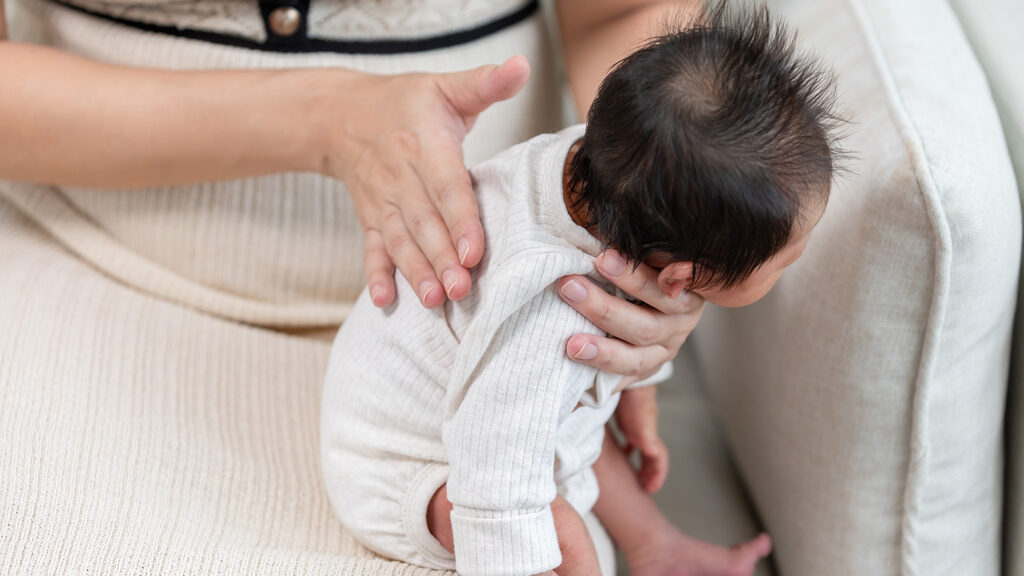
[{"left": 439, "top": 56, "right": 530, "bottom": 118}]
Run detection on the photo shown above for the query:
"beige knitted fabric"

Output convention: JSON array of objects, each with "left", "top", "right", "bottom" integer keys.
[
  {"left": 0, "top": 0, "right": 563, "bottom": 573},
  {"left": 0, "top": 196, "right": 442, "bottom": 575}
]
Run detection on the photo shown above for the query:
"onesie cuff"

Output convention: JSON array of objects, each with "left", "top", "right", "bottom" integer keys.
[{"left": 450, "top": 505, "right": 561, "bottom": 576}]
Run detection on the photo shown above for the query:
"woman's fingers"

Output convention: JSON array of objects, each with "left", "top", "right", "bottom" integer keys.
[
  {"left": 594, "top": 250, "right": 695, "bottom": 315},
  {"left": 363, "top": 227, "right": 397, "bottom": 307},
  {"left": 437, "top": 56, "right": 530, "bottom": 122},
  {"left": 358, "top": 139, "right": 475, "bottom": 306},
  {"left": 399, "top": 195, "right": 473, "bottom": 301},
  {"left": 558, "top": 275, "right": 668, "bottom": 347},
  {"left": 335, "top": 63, "right": 529, "bottom": 310},
  {"left": 559, "top": 269, "right": 705, "bottom": 378},
  {"left": 382, "top": 203, "right": 446, "bottom": 308},
  {"left": 564, "top": 333, "right": 670, "bottom": 381},
  {"left": 416, "top": 138, "right": 485, "bottom": 271}
]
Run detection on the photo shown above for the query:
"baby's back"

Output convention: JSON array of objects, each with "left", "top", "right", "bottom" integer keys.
[
  {"left": 323, "top": 128, "right": 583, "bottom": 463},
  {"left": 321, "top": 133, "right": 524, "bottom": 464},
  {"left": 320, "top": 127, "right": 618, "bottom": 570},
  {"left": 322, "top": 275, "right": 458, "bottom": 463}
]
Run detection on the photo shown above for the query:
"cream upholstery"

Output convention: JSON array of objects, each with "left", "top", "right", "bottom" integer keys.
[
  {"left": 663, "top": 0, "right": 1020, "bottom": 574},
  {"left": 943, "top": 1, "right": 1024, "bottom": 573}
]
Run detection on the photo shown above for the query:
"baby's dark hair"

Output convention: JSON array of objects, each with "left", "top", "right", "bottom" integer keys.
[{"left": 568, "top": 2, "right": 844, "bottom": 289}]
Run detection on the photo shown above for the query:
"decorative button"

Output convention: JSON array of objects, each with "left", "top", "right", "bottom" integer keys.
[{"left": 268, "top": 6, "right": 302, "bottom": 37}]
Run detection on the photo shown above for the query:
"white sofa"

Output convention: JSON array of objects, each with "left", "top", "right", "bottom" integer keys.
[
  {"left": 657, "top": 0, "right": 1023, "bottom": 575},
  {"left": 944, "top": 2, "right": 1024, "bottom": 575}
]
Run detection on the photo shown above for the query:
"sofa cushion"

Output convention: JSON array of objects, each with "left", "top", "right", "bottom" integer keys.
[
  {"left": 943, "top": 1, "right": 1024, "bottom": 573},
  {"left": 691, "top": 0, "right": 1021, "bottom": 574},
  {"left": 946, "top": 0, "right": 1024, "bottom": 197}
]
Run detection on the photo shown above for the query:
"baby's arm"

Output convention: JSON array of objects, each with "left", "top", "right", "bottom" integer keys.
[
  {"left": 428, "top": 484, "right": 600, "bottom": 576},
  {"left": 615, "top": 385, "right": 669, "bottom": 493},
  {"left": 444, "top": 281, "right": 601, "bottom": 576}
]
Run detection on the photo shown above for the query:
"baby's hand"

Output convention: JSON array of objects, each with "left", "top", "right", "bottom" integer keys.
[{"left": 615, "top": 386, "right": 668, "bottom": 494}]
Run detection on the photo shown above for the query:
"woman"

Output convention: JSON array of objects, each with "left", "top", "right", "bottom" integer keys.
[{"left": 0, "top": 0, "right": 702, "bottom": 572}]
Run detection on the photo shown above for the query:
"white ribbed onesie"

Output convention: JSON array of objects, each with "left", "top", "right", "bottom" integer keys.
[{"left": 321, "top": 125, "right": 669, "bottom": 576}]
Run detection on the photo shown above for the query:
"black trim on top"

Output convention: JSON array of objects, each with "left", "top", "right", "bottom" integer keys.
[{"left": 50, "top": 0, "right": 540, "bottom": 54}]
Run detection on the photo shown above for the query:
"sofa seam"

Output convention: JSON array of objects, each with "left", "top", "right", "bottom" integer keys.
[{"left": 844, "top": 1, "right": 955, "bottom": 575}]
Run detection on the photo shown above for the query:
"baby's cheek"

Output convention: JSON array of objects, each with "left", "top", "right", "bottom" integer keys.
[
  {"left": 710, "top": 272, "right": 781, "bottom": 307},
  {"left": 763, "top": 269, "right": 786, "bottom": 294},
  {"left": 749, "top": 272, "right": 784, "bottom": 304}
]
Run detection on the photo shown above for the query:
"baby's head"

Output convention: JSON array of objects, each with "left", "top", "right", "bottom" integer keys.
[{"left": 567, "top": 3, "right": 844, "bottom": 308}]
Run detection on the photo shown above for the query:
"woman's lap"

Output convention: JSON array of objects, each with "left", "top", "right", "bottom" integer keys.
[{"left": 0, "top": 198, "right": 450, "bottom": 574}]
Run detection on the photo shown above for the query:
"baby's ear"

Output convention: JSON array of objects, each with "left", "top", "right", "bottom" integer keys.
[{"left": 657, "top": 262, "right": 693, "bottom": 300}]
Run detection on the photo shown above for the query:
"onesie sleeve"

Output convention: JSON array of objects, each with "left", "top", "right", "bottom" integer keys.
[{"left": 443, "top": 283, "right": 601, "bottom": 576}]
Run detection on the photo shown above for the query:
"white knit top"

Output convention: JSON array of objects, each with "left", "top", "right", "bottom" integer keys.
[{"left": 323, "top": 126, "right": 670, "bottom": 575}]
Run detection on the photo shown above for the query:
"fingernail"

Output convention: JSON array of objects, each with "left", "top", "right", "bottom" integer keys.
[
  {"left": 458, "top": 238, "right": 470, "bottom": 266},
  {"left": 573, "top": 341, "right": 598, "bottom": 360},
  {"left": 442, "top": 269, "right": 459, "bottom": 297},
  {"left": 599, "top": 251, "right": 626, "bottom": 277},
  {"left": 559, "top": 279, "right": 587, "bottom": 303},
  {"left": 370, "top": 284, "right": 385, "bottom": 305},
  {"left": 419, "top": 281, "right": 437, "bottom": 304}
]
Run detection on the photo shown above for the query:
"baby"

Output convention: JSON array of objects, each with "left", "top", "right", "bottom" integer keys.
[{"left": 322, "top": 4, "right": 842, "bottom": 575}]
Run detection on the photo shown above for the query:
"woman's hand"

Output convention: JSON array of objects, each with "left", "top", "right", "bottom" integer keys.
[
  {"left": 320, "top": 57, "right": 530, "bottom": 309},
  {"left": 557, "top": 250, "right": 705, "bottom": 388}
]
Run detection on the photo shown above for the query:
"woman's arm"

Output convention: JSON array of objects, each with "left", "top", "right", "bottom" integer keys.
[
  {"left": 0, "top": 43, "right": 327, "bottom": 187},
  {"left": 555, "top": 0, "right": 704, "bottom": 382},
  {"left": 0, "top": 27, "right": 528, "bottom": 308},
  {"left": 557, "top": 0, "right": 700, "bottom": 117}
]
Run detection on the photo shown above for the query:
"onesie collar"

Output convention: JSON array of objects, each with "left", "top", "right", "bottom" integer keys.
[{"left": 536, "top": 124, "right": 604, "bottom": 258}]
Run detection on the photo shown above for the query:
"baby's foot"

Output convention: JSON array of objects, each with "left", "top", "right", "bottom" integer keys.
[{"left": 626, "top": 526, "right": 772, "bottom": 576}]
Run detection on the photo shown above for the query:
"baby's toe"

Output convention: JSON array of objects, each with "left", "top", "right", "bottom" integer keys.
[{"left": 725, "top": 534, "right": 772, "bottom": 576}]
